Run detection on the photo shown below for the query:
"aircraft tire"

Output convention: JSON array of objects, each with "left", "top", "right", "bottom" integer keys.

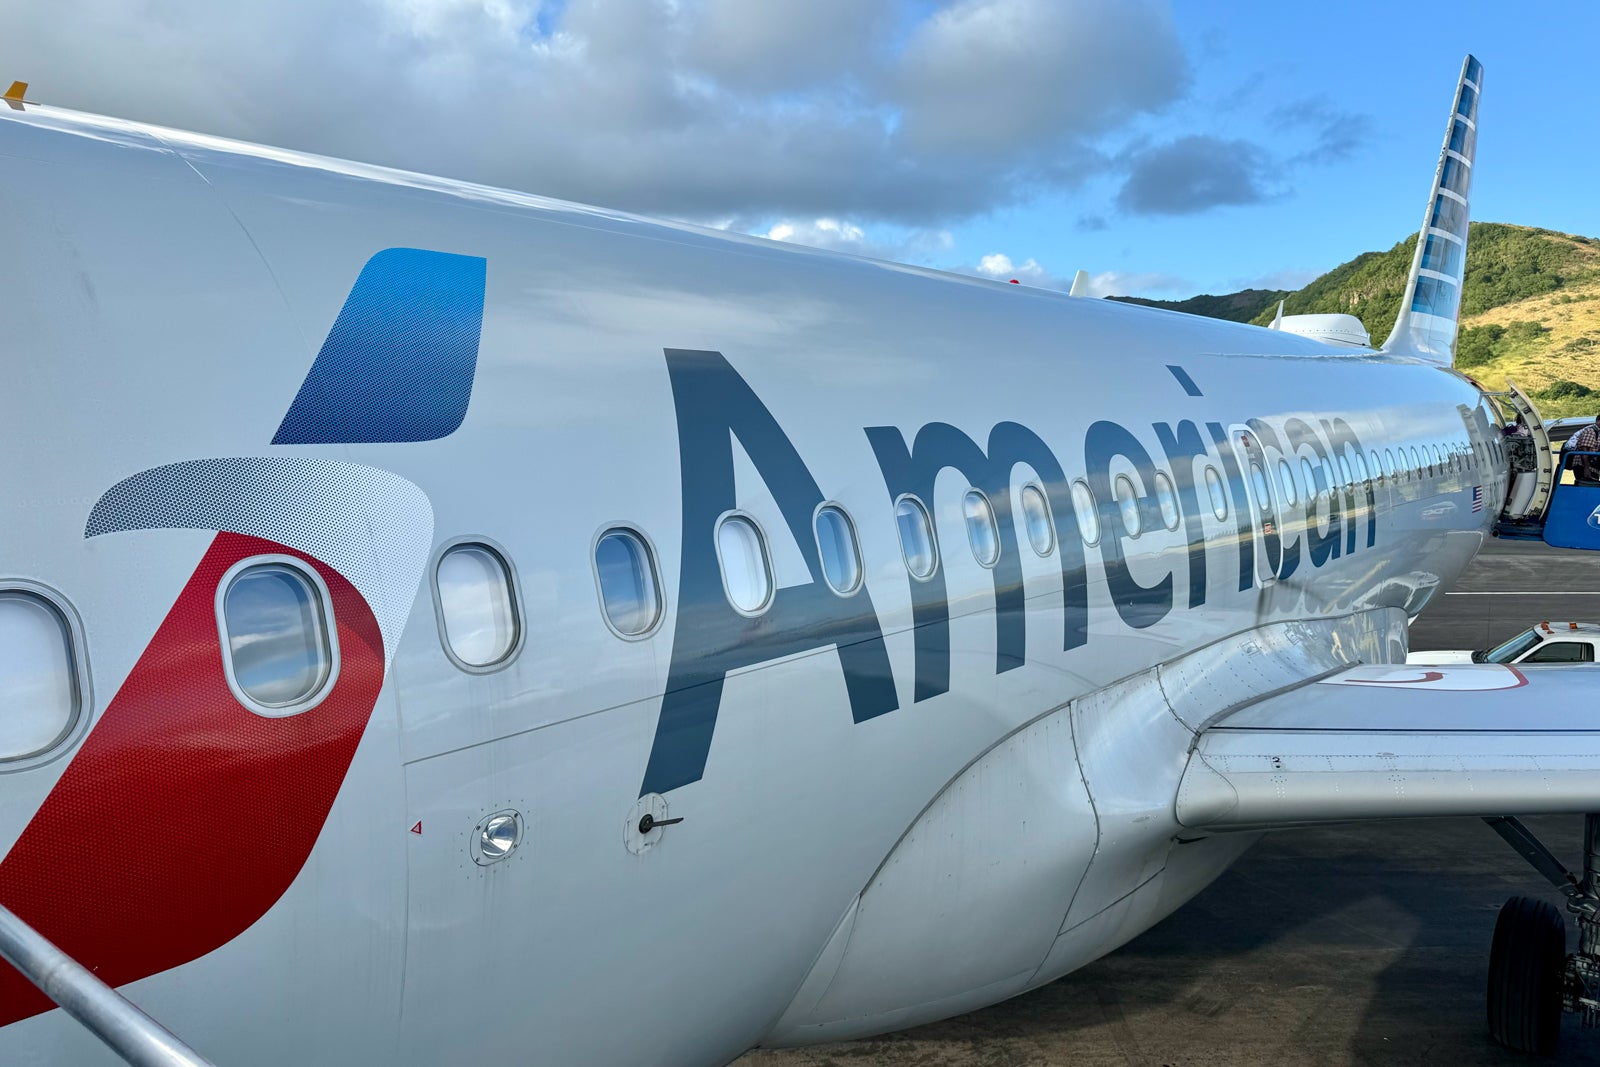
[{"left": 1487, "top": 894, "right": 1566, "bottom": 1056}]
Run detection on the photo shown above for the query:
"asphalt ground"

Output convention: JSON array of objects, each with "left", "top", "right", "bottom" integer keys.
[{"left": 740, "top": 537, "right": 1600, "bottom": 1066}]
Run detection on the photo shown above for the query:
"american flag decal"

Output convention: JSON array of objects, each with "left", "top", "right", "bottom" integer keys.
[{"left": 1472, "top": 485, "right": 1484, "bottom": 512}]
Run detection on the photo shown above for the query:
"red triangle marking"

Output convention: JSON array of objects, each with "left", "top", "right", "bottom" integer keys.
[{"left": 409, "top": 821, "right": 422, "bottom": 835}]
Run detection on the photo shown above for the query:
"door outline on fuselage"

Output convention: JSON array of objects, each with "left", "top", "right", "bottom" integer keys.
[{"left": 1229, "top": 425, "right": 1282, "bottom": 586}]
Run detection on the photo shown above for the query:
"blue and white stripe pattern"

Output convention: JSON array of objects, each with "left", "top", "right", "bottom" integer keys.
[{"left": 1385, "top": 55, "right": 1481, "bottom": 364}]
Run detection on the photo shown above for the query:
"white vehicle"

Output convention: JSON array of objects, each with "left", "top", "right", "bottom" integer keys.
[
  {"left": 4, "top": 55, "right": 1600, "bottom": 1066},
  {"left": 1410, "top": 621, "right": 1600, "bottom": 665}
]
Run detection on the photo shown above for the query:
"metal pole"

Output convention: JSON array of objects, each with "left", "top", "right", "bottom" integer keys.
[{"left": 0, "top": 902, "right": 214, "bottom": 1067}]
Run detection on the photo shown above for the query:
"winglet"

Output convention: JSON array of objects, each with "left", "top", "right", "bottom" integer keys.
[
  {"left": 1381, "top": 55, "right": 1482, "bottom": 365},
  {"left": 1068, "top": 269, "right": 1090, "bottom": 297},
  {"left": 3, "top": 81, "right": 27, "bottom": 111},
  {"left": 1268, "top": 300, "right": 1284, "bottom": 330}
]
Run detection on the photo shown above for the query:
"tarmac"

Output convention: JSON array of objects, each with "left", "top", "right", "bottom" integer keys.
[{"left": 740, "top": 538, "right": 1600, "bottom": 1066}]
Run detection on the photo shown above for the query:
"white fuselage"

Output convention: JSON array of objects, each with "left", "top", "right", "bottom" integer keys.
[{"left": 0, "top": 104, "right": 1504, "bottom": 1065}]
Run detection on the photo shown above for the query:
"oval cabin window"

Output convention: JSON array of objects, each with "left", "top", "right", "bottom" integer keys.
[
  {"left": 1204, "top": 466, "right": 1229, "bottom": 520},
  {"left": 814, "top": 505, "right": 863, "bottom": 595},
  {"left": 595, "top": 529, "right": 663, "bottom": 637},
  {"left": 717, "top": 516, "right": 774, "bottom": 614},
  {"left": 436, "top": 543, "right": 520, "bottom": 668},
  {"left": 895, "top": 497, "right": 938, "bottom": 579},
  {"left": 220, "top": 562, "right": 336, "bottom": 714},
  {"left": 1114, "top": 474, "right": 1143, "bottom": 537},
  {"left": 1153, "top": 471, "right": 1181, "bottom": 530},
  {"left": 1070, "top": 480, "right": 1100, "bottom": 545},
  {"left": 0, "top": 591, "right": 82, "bottom": 760},
  {"left": 963, "top": 490, "right": 1000, "bottom": 567},
  {"left": 1020, "top": 484, "right": 1056, "bottom": 556}
]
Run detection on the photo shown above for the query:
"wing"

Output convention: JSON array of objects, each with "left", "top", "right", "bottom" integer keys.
[{"left": 1175, "top": 663, "right": 1600, "bottom": 831}]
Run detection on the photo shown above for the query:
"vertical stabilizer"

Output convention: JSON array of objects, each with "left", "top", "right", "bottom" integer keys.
[
  {"left": 1382, "top": 55, "right": 1482, "bottom": 364},
  {"left": 1068, "top": 269, "right": 1090, "bottom": 297}
]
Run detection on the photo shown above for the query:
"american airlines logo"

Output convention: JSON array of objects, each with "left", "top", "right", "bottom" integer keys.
[{"left": 639, "top": 351, "right": 1410, "bottom": 796}]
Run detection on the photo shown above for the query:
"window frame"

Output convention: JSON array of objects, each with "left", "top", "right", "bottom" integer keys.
[
  {"left": 1275, "top": 459, "right": 1298, "bottom": 507},
  {"left": 812, "top": 501, "right": 865, "bottom": 596},
  {"left": 1020, "top": 482, "right": 1058, "bottom": 556},
  {"left": 214, "top": 554, "right": 341, "bottom": 718},
  {"left": 715, "top": 511, "right": 776, "bottom": 617},
  {"left": 1204, "top": 465, "right": 1230, "bottom": 521},
  {"left": 1069, "top": 478, "right": 1101, "bottom": 546},
  {"left": 962, "top": 488, "right": 1002, "bottom": 568},
  {"left": 1113, "top": 473, "right": 1144, "bottom": 538},
  {"left": 1152, "top": 470, "right": 1181, "bottom": 531},
  {"left": 0, "top": 580, "right": 93, "bottom": 770},
  {"left": 590, "top": 524, "right": 667, "bottom": 641},
  {"left": 429, "top": 536, "right": 526, "bottom": 674},
  {"left": 893, "top": 494, "right": 941, "bottom": 581}
]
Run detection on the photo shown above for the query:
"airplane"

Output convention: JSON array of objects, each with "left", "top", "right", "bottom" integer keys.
[{"left": 0, "top": 52, "right": 1597, "bottom": 1066}]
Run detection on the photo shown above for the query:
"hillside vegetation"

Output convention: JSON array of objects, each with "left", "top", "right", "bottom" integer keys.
[
  {"left": 1233, "top": 223, "right": 1600, "bottom": 417},
  {"left": 1109, "top": 287, "right": 1288, "bottom": 323}
]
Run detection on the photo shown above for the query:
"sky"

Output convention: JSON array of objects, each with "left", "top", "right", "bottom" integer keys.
[{"left": 2, "top": 0, "right": 1596, "bottom": 299}]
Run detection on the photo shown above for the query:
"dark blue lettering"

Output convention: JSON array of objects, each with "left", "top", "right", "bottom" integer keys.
[{"left": 640, "top": 350, "right": 898, "bottom": 795}]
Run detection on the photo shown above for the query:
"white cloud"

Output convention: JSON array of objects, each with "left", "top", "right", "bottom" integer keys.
[
  {"left": 970, "top": 253, "right": 1065, "bottom": 289},
  {"left": 0, "top": 0, "right": 1190, "bottom": 224},
  {"left": 761, "top": 218, "right": 955, "bottom": 263},
  {"left": 894, "top": 0, "right": 1186, "bottom": 158}
]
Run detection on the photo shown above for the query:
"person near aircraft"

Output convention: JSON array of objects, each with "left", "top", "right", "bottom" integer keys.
[{"left": 1570, "top": 414, "right": 1600, "bottom": 486}]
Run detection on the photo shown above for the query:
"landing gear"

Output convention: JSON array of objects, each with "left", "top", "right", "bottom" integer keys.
[
  {"left": 1487, "top": 896, "right": 1565, "bottom": 1054},
  {"left": 1483, "top": 814, "right": 1600, "bottom": 1056}
]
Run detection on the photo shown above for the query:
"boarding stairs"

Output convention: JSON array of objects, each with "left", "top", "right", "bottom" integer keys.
[{"left": 1490, "top": 383, "right": 1600, "bottom": 550}]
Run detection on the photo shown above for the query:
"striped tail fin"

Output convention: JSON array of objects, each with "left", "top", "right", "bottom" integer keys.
[{"left": 1382, "top": 54, "right": 1482, "bottom": 364}]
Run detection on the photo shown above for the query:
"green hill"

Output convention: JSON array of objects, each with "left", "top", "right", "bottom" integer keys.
[
  {"left": 1109, "top": 287, "right": 1288, "bottom": 323},
  {"left": 1117, "top": 223, "right": 1600, "bottom": 417}
]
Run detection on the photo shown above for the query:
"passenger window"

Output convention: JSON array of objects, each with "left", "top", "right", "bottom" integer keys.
[
  {"left": 1070, "top": 479, "right": 1100, "bottom": 545},
  {"left": 1353, "top": 452, "right": 1369, "bottom": 487},
  {"left": 1152, "top": 472, "right": 1180, "bottom": 530},
  {"left": 814, "top": 505, "right": 863, "bottom": 595},
  {"left": 963, "top": 490, "right": 1001, "bottom": 567},
  {"left": 220, "top": 561, "right": 336, "bottom": 713},
  {"left": 0, "top": 589, "right": 82, "bottom": 760},
  {"left": 1299, "top": 459, "right": 1318, "bottom": 503},
  {"left": 1020, "top": 484, "right": 1056, "bottom": 556},
  {"left": 1276, "top": 459, "right": 1298, "bottom": 507},
  {"left": 1522, "top": 641, "right": 1595, "bottom": 664},
  {"left": 1204, "top": 466, "right": 1229, "bottom": 520},
  {"left": 1336, "top": 454, "right": 1353, "bottom": 490},
  {"left": 595, "top": 528, "right": 662, "bottom": 637},
  {"left": 1113, "top": 474, "right": 1143, "bottom": 536},
  {"left": 895, "top": 496, "right": 938, "bottom": 580},
  {"left": 717, "top": 515, "right": 774, "bottom": 614},
  {"left": 1248, "top": 462, "right": 1272, "bottom": 516},
  {"left": 435, "top": 543, "right": 520, "bottom": 668}
]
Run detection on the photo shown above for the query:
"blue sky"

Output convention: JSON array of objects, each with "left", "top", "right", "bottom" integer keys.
[
  {"left": 949, "top": 3, "right": 1600, "bottom": 297},
  {"left": 4, "top": 1, "right": 1595, "bottom": 299}
]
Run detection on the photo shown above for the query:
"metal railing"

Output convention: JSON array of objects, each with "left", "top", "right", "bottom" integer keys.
[{"left": 0, "top": 902, "right": 214, "bottom": 1066}]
